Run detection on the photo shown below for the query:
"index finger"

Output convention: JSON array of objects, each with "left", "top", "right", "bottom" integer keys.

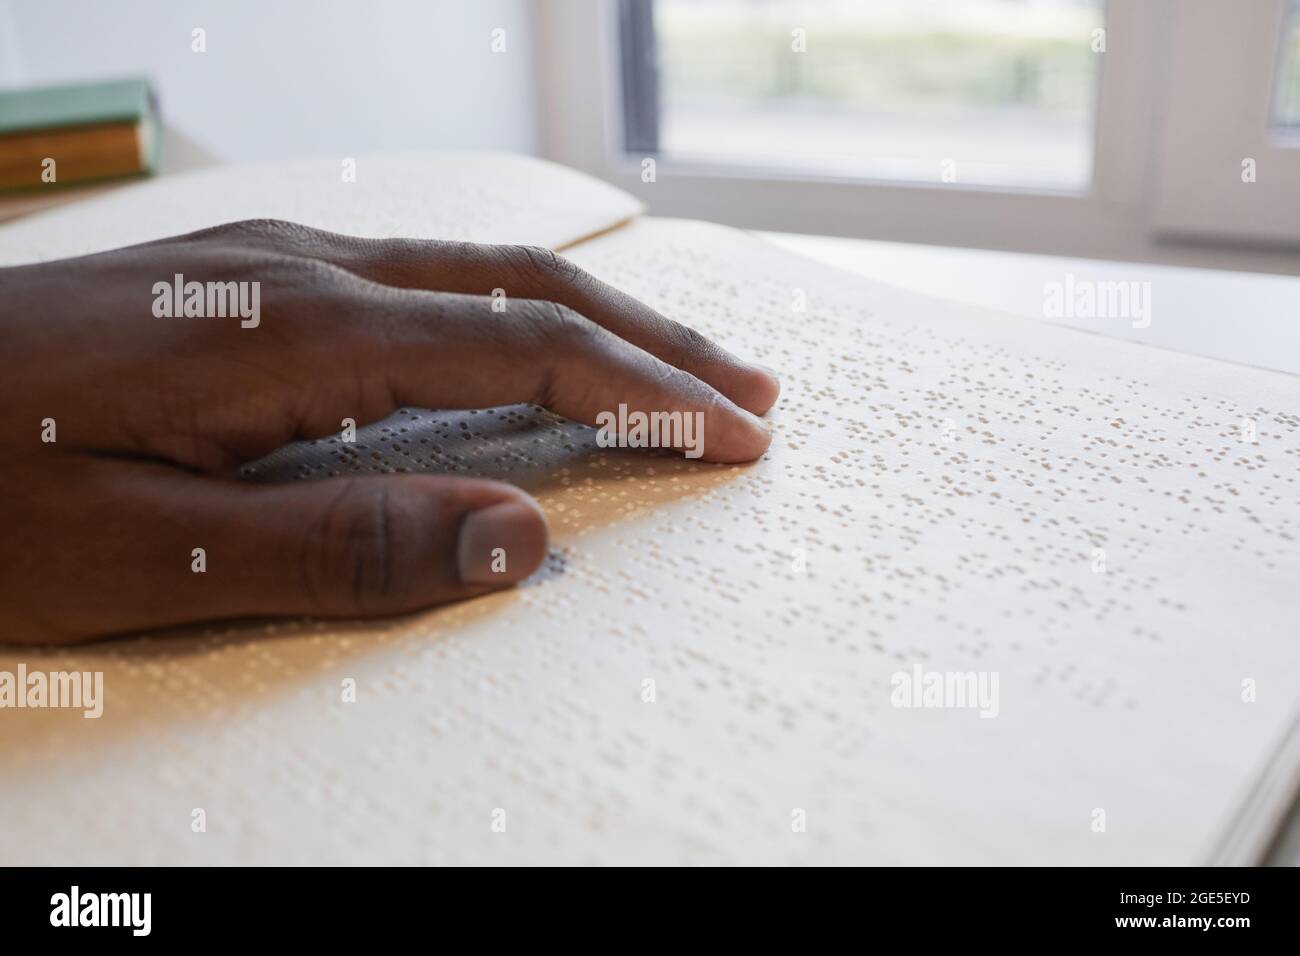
[{"left": 198, "top": 221, "right": 781, "bottom": 416}]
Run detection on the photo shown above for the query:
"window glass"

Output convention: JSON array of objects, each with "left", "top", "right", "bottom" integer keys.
[
  {"left": 653, "top": 0, "right": 1106, "bottom": 190},
  {"left": 1275, "top": 0, "right": 1300, "bottom": 131}
]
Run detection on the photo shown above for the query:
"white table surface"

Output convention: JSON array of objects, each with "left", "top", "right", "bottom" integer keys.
[{"left": 760, "top": 232, "right": 1300, "bottom": 378}]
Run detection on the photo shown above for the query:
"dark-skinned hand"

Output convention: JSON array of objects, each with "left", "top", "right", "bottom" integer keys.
[{"left": 0, "top": 219, "right": 779, "bottom": 644}]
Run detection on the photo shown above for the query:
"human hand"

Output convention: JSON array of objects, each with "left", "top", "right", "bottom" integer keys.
[{"left": 0, "top": 219, "right": 778, "bottom": 644}]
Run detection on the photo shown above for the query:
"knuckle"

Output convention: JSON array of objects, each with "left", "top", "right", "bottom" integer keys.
[
  {"left": 181, "top": 219, "right": 340, "bottom": 265},
  {"left": 511, "top": 244, "right": 587, "bottom": 287},
  {"left": 305, "top": 480, "right": 416, "bottom": 614},
  {"left": 227, "top": 218, "right": 314, "bottom": 241},
  {"left": 519, "top": 301, "right": 601, "bottom": 409},
  {"left": 179, "top": 218, "right": 303, "bottom": 245},
  {"left": 525, "top": 299, "right": 599, "bottom": 348},
  {"left": 261, "top": 253, "right": 355, "bottom": 291},
  {"left": 670, "top": 319, "right": 716, "bottom": 359},
  {"left": 194, "top": 219, "right": 341, "bottom": 259}
]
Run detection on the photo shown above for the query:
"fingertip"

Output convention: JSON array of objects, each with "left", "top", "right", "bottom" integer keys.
[
  {"left": 735, "top": 408, "right": 775, "bottom": 461},
  {"left": 701, "top": 405, "right": 774, "bottom": 463},
  {"left": 725, "top": 362, "right": 781, "bottom": 416},
  {"left": 745, "top": 363, "right": 782, "bottom": 415},
  {"left": 456, "top": 492, "right": 549, "bottom": 586}
]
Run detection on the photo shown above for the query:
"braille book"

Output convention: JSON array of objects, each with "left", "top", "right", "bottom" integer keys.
[{"left": 0, "top": 153, "right": 1295, "bottom": 865}]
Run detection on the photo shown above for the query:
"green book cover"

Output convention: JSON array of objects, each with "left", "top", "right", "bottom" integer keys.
[{"left": 0, "top": 77, "right": 157, "bottom": 136}]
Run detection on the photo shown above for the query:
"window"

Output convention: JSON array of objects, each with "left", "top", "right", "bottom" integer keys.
[
  {"left": 541, "top": 0, "right": 1300, "bottom": 261},
  {"left": 640, "top": 0, "right": 1104, "bottom": 191}
]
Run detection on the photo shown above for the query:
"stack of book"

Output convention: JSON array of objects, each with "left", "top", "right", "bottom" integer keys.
[{"left": 0, "top": 77, "right": 160, "bottom": 192}]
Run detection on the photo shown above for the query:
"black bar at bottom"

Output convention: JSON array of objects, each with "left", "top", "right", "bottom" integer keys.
[{"left": 0, "top": 865, "right": 1294, "bottom": 943}]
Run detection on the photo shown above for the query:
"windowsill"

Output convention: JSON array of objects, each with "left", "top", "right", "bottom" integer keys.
[{"left": 759, "top": 230, "right": 1300, "bottom": 377}]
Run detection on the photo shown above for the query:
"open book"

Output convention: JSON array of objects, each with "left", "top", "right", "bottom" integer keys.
[{"left": 0, "top": 152, "right": 1296, "bottom": 865}]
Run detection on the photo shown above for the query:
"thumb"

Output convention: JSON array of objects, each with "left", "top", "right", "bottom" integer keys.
[
  {"left": 28, "top": 465, "right": 550, "bottom": 642},
  {"left": 211, "top": 473, "right": 550, "bottom": 619}
]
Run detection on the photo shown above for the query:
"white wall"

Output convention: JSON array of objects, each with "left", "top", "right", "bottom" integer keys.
[{"left": 0, "top": 0, "right": 540, "bottom": 161}]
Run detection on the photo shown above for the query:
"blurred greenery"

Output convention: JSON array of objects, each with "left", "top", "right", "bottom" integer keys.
[
  {"left": 665, "top": 27, "right": 1102, "bottom": 115},
  {"left": 657, "top": 25, "right": 1101, "bottom": 115}
]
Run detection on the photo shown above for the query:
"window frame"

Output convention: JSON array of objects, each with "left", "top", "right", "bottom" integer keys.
[
  {"left": 1151, "top": 0, "right": 1300, "bottom": 244},
  {"left": 537, "top": 0, "right": 1300, "bottom": 272}
]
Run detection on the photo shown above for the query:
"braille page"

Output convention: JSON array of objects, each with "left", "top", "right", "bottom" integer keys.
[
  {"left": 2, "top": 218, "right": 1297, "bottom": 865},
  {"left": 0, "top": 152, "right": 643, "bottom": 266}
]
